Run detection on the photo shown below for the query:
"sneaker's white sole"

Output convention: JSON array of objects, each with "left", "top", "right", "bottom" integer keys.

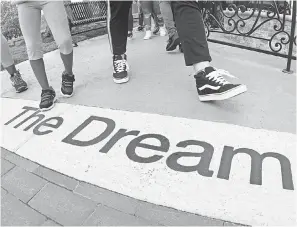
[
  {"left": 113, "top": 76, "right": 130, "bottom": 84},
  {"left": 199, "top": 85, "right": 247, "bottom": 102},
  {"left": 16, "top": 86, "right": 28, "bottom": 93},
  {"left": 40, "top": 97, "right": 57, "bottom": 112},
  {"left": 60, "top": 90, "right": 74, "bottom": 98}
]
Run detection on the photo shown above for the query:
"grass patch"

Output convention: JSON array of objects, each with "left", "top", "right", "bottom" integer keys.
[{"left": 2, "top": 22, "right": 107, "bottom": 70}]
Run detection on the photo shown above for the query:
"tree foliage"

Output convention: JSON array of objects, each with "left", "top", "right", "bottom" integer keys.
[{"left": 1, "top": 1, "right": 22, "bottom": 39}]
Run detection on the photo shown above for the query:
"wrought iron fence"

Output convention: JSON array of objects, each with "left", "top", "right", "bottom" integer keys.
[
  {"left": 68, "top": 1, "right": 107, "bottom": 26},
  {"left": 200, "top": 0, "right": 296, "bottom": 73}
]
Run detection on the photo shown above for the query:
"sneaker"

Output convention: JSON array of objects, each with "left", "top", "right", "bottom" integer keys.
[
  {"left": 113, "top": 54, "right": 129, "bottom": 84},
  {"left": 61, "top": 71, "right": 75, "bottom": 97},
  {"left": 128, "top": 32, "right": 133, "bottom": 40},
  {"left": 194, "top": 67, "right": 247, "bottom": 101},
  {"left": 40, "top": 89, "right": 56, "bottom": 111},
  {"left": 153, "top": 26, "right": 160, "bottom": 35},
  {"left": 137, "top": 26, "right": 144, "bottom": 31},
  {"left": 166, "top": 33, "right": 180, "bottom": 51},
  {"left": 10, "top": 70, "right": 28, "bottom": 93},
  {"left": 160, "top": 27, "right": 166, "bottom": 37},
  {"left": 143, "top": 30, "right": 152, "bottom": 40}
]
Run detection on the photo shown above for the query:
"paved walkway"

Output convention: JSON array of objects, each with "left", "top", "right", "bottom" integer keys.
[
  {"left": 1, "top": 147, "right": 239, "bottom": 226},
  {"left": 1, "top": 31, "right": 296, "bottom": 226}
]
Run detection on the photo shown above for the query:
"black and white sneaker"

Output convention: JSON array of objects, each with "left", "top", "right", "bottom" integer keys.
[
  {"left": 40, "top": 89, "right": 56, "bottom": 111},
  {"left": 194, "top": 67, "right": 247, "bottom": 101},
  {"left": 61, "top": 71, "right": 75, "bottom": 97},
  {"left": 113, "top": 54, "right": 129, "bottom": 84}
]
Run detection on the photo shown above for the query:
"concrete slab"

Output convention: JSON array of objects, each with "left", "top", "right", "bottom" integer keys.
[
  {"left": 1, "top": 193, "right": 46, "bottom": 226},
  {"left": 1, "top": 166, "right": 47, "bottom": 203},
  {"left": 1, "top": 159, "right": 15, "bottom": 176},
  {"left": 28, "top": 183, "right": 97, "bottom": 226}
]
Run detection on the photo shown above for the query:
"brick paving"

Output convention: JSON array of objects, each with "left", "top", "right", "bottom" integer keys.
[{"left": 1, "top": 147, "right": 246, "bottom": 226}]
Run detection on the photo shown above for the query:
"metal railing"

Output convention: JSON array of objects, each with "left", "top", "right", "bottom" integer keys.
[{"left": 201, "top": 0, "right": 296, "bottom": 73}]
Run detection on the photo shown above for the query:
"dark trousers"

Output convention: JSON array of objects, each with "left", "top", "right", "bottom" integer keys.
[
  {"left": 172, "top": 1, "right": 212, "bottom": 66},
  {"left": 108, "top": 0, "right": 132, "bottom": 55}
]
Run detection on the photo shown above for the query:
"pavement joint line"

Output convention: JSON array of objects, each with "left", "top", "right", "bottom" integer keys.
[
  {"left": 43, "top": 218, "right": 61, "bottom": 226},
  {"left": 2, "top": 187, "right": 51, "bottom": 223},
  {"left": 80, "top": 204, "right": 100, "bottom": 226},
  {"left": 32, "top": 166, "right": 79, "bottom": 192},
  {"left": 1, "top": 158, "right": 16, "bottom": 177},
  {"left": 30, "top": 170, "right": 76, "bottom": 193},
  {"left": 25, "top": 182, "right": 49, "bottom": 205},
  {"left": 1, "top": 147, "right": 246, "bottom": 226}
]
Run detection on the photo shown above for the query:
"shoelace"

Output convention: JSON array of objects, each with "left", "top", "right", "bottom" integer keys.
[
  {"left": 114, "top": 60, "right": 126, "bottom": 73},
  {"left": 206, "top": 69, "right": 236, "bottom": 86},
  {"left": 190, "top": 68, "right": 236, "bottom": 85}
]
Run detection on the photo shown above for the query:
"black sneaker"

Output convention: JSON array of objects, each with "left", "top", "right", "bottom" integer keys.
[
  {"left": 137, "top": 26, "right": 144, "bottom": 31},
  {"left": 61, "top": 72, "right": 75, "bottom": 97},
  {"left": 40, "top": 89, "right": 56, "bottom": 111},
  {"left": 166, "top": 33, "right": 180, "bottom": 51},
  {"left": 113, "top": 54, "right": 129, "bottom": 84},
  {"left": 194, "top": 67, "right": 247, "bottom": 101},
  {"left": 10, "top": 70, "right": 28, "bottom": 93},
  {"left": 153, "top": 26, "right": 160, "bottom": 35}
]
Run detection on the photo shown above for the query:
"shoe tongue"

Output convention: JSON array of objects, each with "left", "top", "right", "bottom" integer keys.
[
  {"left": 114, "top": 54, "right": 124, "bottom": 61},
  {"left": 204, "top": 66, "right": 215, "bottom": 75}
]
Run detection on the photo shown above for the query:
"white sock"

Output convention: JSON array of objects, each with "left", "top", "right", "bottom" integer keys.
[{"left": 193, "top": 61, "right": 211, "bottom": 73}]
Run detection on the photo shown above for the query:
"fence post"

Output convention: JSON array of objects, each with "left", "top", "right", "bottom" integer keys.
[{"left": 283, "top": 0, "right": 296, "bottom": 74}]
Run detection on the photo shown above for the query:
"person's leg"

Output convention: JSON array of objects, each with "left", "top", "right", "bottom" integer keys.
[
  {"left": 68, "top": 18, "right": 78, "bottom": 47},
  {"left": 1, "top": 34, "right": 14, "bottom": 74},
  {"left": 42, "top": 1, "right": 75, "bottom": 98},
  {"left": 141, "top": 1, "right": 153, "bottom": 39},
  {"left": 172, "top": 1, "right": 247, "bottom": 101},
  {"left": 1, "top": 34, "right": 27, "bottom": 93},
  {"left": 159, "top": 1, "right": 176, "bottom": 38},
  {"left": 18, "top": 3, "right": 49, "bottom": 89},
  {"left": 18, "top": 2, "right": 56, "bottom": 110},
  {"left": 159, "top": 1, "right": 180, "bottom": 51},
  {"left": 152, "top": 1, "right": 166, "bottom": 36},
  {"left": 128, "top": 5, "right": 133, "bottom": 39},
  {"left": 107, "top": 0, "right": 132, "bottom": 84},
  {"left": 138, "top": 2, "right": 144, "bottom": 30},
  {"left": 151, "top": 12, "right": 159, "bottom": 34}
]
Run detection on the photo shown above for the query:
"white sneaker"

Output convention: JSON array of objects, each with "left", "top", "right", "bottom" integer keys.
[
  {"left": 160, "top": 27, "right": 166, "bottom": 37},
  {"left": 143, "top": 30, "right": 152, "bottom": 40}
]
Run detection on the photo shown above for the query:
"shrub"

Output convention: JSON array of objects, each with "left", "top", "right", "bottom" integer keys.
[{"left": 1, "top": 1, "right": 22, "bottom": 39}]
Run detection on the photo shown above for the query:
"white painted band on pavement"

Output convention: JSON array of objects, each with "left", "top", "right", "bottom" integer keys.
[{"left": 1, "top": 97, "right": 296, "bottom": 226}]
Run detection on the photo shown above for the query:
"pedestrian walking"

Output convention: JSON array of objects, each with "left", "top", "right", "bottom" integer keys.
[
  {"left": 14, "top": 0, "right": 75, "bottom": 111},
  {"left": 1, "top": 34, "right": 28, "bottom": 93},
  {"left": 136, "top": 0, "right": 159, "bottom": 33},
  {"left": 139, "top": 1, "right": 166, "bottom": 40}
]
